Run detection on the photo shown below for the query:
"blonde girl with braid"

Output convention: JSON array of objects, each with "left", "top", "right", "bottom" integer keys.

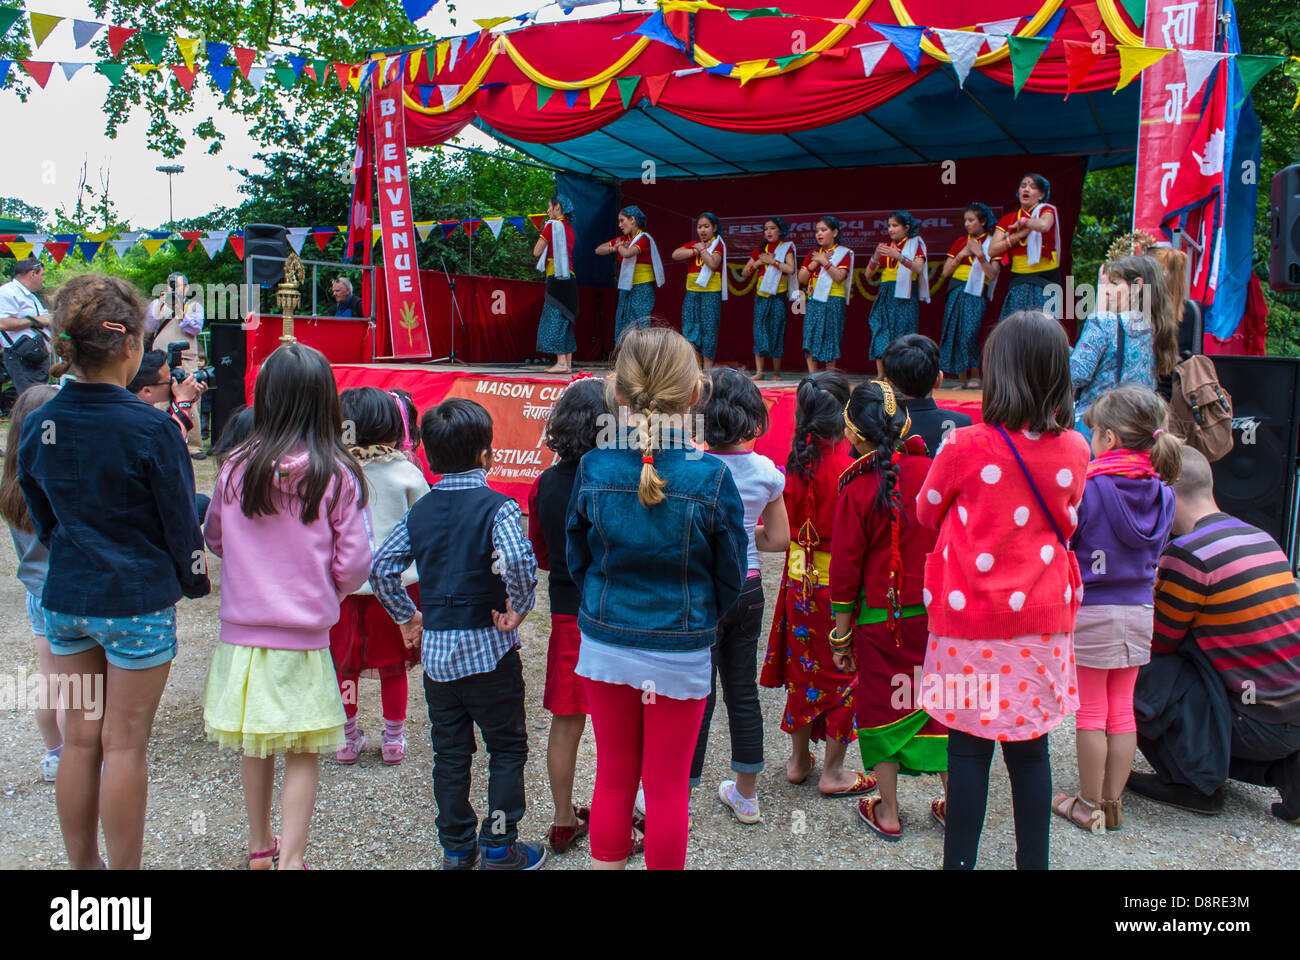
[{"left": 566, "top": 326, "right": 749, "bottom": 870}]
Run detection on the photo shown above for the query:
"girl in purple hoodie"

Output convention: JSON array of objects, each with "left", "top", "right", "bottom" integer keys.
[
  {"left": 1056, "top": 386, "right": 1181, "bottom": 834},
  {"left": 202, "top": 344, "right": 372, "bottom": 870}
]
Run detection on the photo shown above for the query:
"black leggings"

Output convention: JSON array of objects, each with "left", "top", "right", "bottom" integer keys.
[{"left": 943, "top": 729, "right": 1052, "bottom": 870}]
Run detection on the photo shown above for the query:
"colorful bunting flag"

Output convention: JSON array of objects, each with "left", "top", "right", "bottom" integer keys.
[
  {"left": 1062, "top": 39, "right": 1103, "bottom": 98},
  {"left": 463, "top": 219, "right": 482, "bottom": 238},
  {"left": 448, "top": 36, "right": 464, "bottom": 71},
  {"left": 1235, "top": 55, "right": 1286, "bottom": 103},
  {"left": 1182, "top": 50, "right": 1230, "bottom": 102},
  {"left": 176, "top": 37, "right": 200, "bottom": 72},
  {"left": 482, "top": 217, "right": 504, "bottom": 239},
  {"left": 311, "top": 58, "right": 329, "bottom": 84},
  {"left": 172, "top": 65, "right": 198, "bottom": 92},
  {"left": 634, "top": 12, "right": 686, "bottom": 53},
  {"left": 589, "top": 78, "right": 611, "bottom": 107},
  {"left": 1007, "top": 34, "right": 1051, "bottom": 96},
  {"left": 857, "top": 40, "right": 889, "bottom": 78},
  {"left": 247, "top": 65, "right": 268, "bottom": 92},
  {"left": 931, "top": 29, "right": 984, "bottom": 87},
  {"left": 0, "top": 6, "right": 21, "bottom": 40},
  {"left": 44, "top": 240, "right": 71, "bottom": 263},
  {"left": 644, "top": 72, "right": 670, "bottom": 106},
  {"left": 72, "top": 19, "right": 102, "bottom": 49},
  {"left": 333, "top": 62, "right": 351, "bottom": 89},
  {"left": 234, "top": 46, "right": 256, "bottom": 79},
  {"left": 6, "top": 241, "right": 34, "bottom": 260},
  {"left": 509, "top": 83, "right": 529, "bottom": 111},
  {"left": 439, "top": 220, "right": 461, "bottom": 239},
  {"left": 401, "top": 0, "right": 440, "bottom": 24},
  {"left": 207, "top": 42, "right": 229, "bottom": 71},
  {"left": 617, "top": 75, "right": 639, "bottom": 108},
  {"left": 95, "top": 61, "right": 126, "bottom": 85},
  {"left": 418, "top": 84, "right": 437, "bottom": 108},
  {"left": 107, "top": 239, "right": 133, "bottom": 258},
  {"left": 1039, "top": 7, "right": 1067, "bottom": 41},
  {"left": 312, "top": 229, "right": 334, "bottom": 251},
  {"left": 976, "top": 17, "right": 1020, "bottom": 52},
  {"left": 527, "top": 214, "right": 546, "bottom": 231},
  {"left": 415, "top": 222, "right": 436, "bottom": 241},
  {"left": 772, "top": 54, "right": 800, "bottom": 70},
  {"left": 1120, "top": 0, "right": 1146, "bottom": 29},
  {"left": 211, "top": 64, "right": 235, "bottom": 93},
  {"left": 19, "top": 60, "right": 53, "bottom": 88},
  {"left": 868, "top": 22, "right": 925, "bottom": 72},
  {"left": 61, "top": 62, "right": 89, "bottom": 80},
  {"left": 473, "top": 17, "right": 512, "bottom": 29},
  {"left": 272, "top": 62, "right": 297, "bottom": 88},
  {"left": 537, "top": 84, "right": 555, "bottom": 109},
  {"left": 435, "top": 40, "right": 449, "bottom": 74},
  {"left": 1115, "top": 44, "right": 1171, "bottom": 92},
  {"left": 704, "top": 63, "right": 735, "bottom": 77},
  {"left": 559, "top": 89, "right": 577, "bottom": 109},
  {"left": 439, "top": 84, "right": 459, "bottom": 109},
  {"left": 29, "top": 12, "right": 62, "bottom": 47},
  {"left": 1072, "top": 3, "right": 1105, "bottom": 40},
  {"left": 287, "top": 227, "right": 310, "bottom": 254},
  {"left": 139, "top": 31, "right": 168, "bottom": 64},
  {"left": 506, "top": 216, "right": 525, "bottom": 235},
  {"left": 286, "top": 55, "right": 307, "bottom": 82},
  {"left": 228, "top": 235, "right": 245, "bottom": 260},
  {"left": 734, "top": 58, "right": 770, "bottom": 86},
  {"left": 76, "top": 241, "right": 101, "bottom": 261}
]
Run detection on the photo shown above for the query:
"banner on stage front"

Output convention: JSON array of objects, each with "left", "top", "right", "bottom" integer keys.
[{"left": 372, "top": 70, "right": 432, "bottom": 358}]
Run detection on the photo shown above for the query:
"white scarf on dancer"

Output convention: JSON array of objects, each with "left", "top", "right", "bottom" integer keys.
[
  {"left": 536, "top": 218, "right": 571, "bottom": 280},
  {"left": 692, "top": 236, "right": 728, "bottom": 301},
  {"left": 1024, "top": 202, "right": 1059, "bottom": 267},
  {"left": 810, "top": 245, "right": 853, "bottom": 303},
  {"left": 758, "top": 240, "right": 797, "bottom": 301},
  {"left": 964, "top": 235, "right": 995, "bottom": 301},
  {"left": 893, "top": 236, "right": 930, "bottom": 304},
  {"left": 617, "top": 231, "right": 665, "bottom": 292}
]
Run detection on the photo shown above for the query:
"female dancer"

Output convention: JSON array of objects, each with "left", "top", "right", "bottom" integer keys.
[
  {"left": 741, "top": 217, "right": 797, "bottom": 381},
  {"left": 672, "top": 212, "right": 727, "bottom": 370},
  {"left": 990, "top": 173, "right": 1060, "bottom": 319},
  {"left": 797, "top": 216, "right": 853, "bottom": 374},
  {"left": 534, "top": 195, "right": 579, "bottom": 374},
  {"left": 864, "top": 211, "right": 928, "bottom": 379},
  {"left": 596, "top": 205, "right": 664, "bottom": 351},
  {"left": 937, "top": 203, "right": 999, "bottom": 389}
]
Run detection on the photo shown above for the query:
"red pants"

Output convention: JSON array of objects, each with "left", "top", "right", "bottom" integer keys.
[
  {"left": 339, "top": 664, "right": 408, "bottom": 722},
  {"left": 1075, "top": 665, "right": 1139, "bottom": 734},
  {"left": 582, "top": 677, "right": 706, "bottom": 870}
]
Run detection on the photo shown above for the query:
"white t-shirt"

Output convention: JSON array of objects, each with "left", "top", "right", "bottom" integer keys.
[
  {"left": 0, "top": 279, "right": 45, "bottom": 343},
  {"left": 708, "top": 450, "right": 785, "bottom": 572}
]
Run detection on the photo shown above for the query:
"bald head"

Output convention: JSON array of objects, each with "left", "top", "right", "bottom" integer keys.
[{"left": 1171, "top": 445, "right": 1219, "bottom": 536}]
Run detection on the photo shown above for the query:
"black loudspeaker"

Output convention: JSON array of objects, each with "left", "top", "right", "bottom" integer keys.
[
  {"left": 1210, "top": 356, "right": 1300, "bottom": 561},
  {"left": 208, "top": 324, "right": 246, "bottom": 448},
  {"left": 1270, "top": 163, "right": 1300, "bottom": 291},
  {"left": 244, "top": 223, "right": 289, "bottom": 287}
]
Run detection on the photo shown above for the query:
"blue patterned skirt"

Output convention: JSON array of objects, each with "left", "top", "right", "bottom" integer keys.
[
  {"left": 939, "top": 281, "right": 987, "bottom": 375},
  {"left": 536, "top": 276, "right": 579, "bottom": 355},
  {"left": 999, "top": 269, "right": 1062, "bottom": 320},
  {"left": 681, "top": 290, "right": 723, "bottom": 359},
  {"left": 868, "top": 288, "right": 920, "bottom": 360},
  {"left": 614, "top": 282, "right": 656, "bottom": 347},
  {"left": 803, "top": 295, "right": 846, "bottom": 362},
  {"left": 753, "top": 294, "right": 788, "bottom": 359}
]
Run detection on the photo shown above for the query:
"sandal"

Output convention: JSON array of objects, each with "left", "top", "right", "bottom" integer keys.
[
  {"left": 248, "top": 835, "right": 280, "bottom": 870},
  {"left": 546, "top": 805, "right": 591, "bottom": 854},
  {"left": 1053, "top": 793, "right": 1105, "bottom": 834},
  {"left": 820, "top": 771, "right": 878, "bottom": 798},
  {"left": 931, "top": 798, "right": 946, "bottom": 828},
  {"left": 1102, "top": 798, "right": 1123, "bottom": 831},
  {"left": 629, "top": 824, "right": 646, "bottom": 857},
  {"left": 857, "top": 797, "right": 902, "bottom": 841}
]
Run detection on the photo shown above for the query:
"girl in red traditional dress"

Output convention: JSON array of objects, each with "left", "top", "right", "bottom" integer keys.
[
  {"left": 761, "top": 371, "right": 877, "bottom": 797},
  {"left": 830, "top": 379, "right": 947, "bottom": 841},
  {"left": 989, "top": 173, "right": 1060, "bottom": 319}
]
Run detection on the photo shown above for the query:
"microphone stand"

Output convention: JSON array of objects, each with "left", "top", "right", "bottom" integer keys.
[{"left": 431, "top": 250, "right": 467, "bottom": 365}]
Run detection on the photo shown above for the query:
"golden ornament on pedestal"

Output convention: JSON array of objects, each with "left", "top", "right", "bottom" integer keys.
[{"left": 277, "top": 251, "right": 306, "bottom": 344}]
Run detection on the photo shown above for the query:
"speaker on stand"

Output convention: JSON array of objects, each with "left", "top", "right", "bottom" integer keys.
[
  {"left": 243, "top": 225, "right": 290, "bottom": 310},
  {"left": 1208, "top": 356, "right": 1300, "bottom": 566},
  {"left": 208, "top": 323, "right": 247, "bottom": 449},
  {"left": 1270, "top": 163, "right": 1300, "bottom": 291}
]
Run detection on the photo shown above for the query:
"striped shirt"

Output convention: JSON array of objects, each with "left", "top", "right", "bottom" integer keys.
[
  {"left": 1154, "top": 513, "right": 1300, "bottom": 723},
  {"left": 370, "top": 469, "right": 537, "bottom": 682}
]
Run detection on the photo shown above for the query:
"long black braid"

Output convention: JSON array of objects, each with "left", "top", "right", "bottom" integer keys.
[{"left": 787, "top": 370, "right": 851, "bottom": 480}]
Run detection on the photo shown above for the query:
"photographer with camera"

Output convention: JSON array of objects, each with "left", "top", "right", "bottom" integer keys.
[
  {"left": 127, "top": 349, "right": 211, "bottom": 519},
  {"left": 0, "top": 258, "right": 54, "bottom": 398},
  {"left": 146, "top": 273, "right": 206, "bottom": 452}
]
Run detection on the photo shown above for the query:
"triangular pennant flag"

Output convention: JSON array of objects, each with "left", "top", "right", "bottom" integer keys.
[
  {"left": 247, "top": 65, "right": 268, "bottom": 92},
  {"left": 465, "top": 29, "right": 486, "bottom": 55},
  {"left": 474, "top": 17, "right": 512, "bottom": 29},
  {"left": 509, "top": 82, "right": 529, "bottom": 111},
  {"left": 311, "top": 58, "right": 328, "bottom": 84},
  {"left": 734, "top": 58, "right": 770, "bottom": 86},
  {"left": 119, "top": 230, "right": 143, "bottom": 244},
  {"left": 286, "top": 227, "right": 310, "bottom": 254},
  {"left": 6, "top": 241, "right": 34, "bottom": 259},
  {"left": 632, "top": 11, "right": 686, "bottom": 53},
  {"left": 0, "top": 7, "right": 21, "bottom": 40},
  {"left": 206, "top": 42, "right": 229, "bottom": 71},
  {"left": 417, "top": 84, "right": 437, "bottom": 108},
  {"left": 482, "top": 217, "right": 504, "bottom": 239},
  {"left": 107, "top": 25, "right": 137, "bottom": 57},
  {"left": 61, "top": 62, "right": 90, "bottom": 80},
  {"left": 1062, "top": 39, "right": 1103, "bottom": 99},
  {"left": 617, "top": 75, "right": 639, "bottom": 108},
  {"left": 439, "top": 84, "right": 459, "bottom": 109},
  {"left": 72, "top": 19, "right": 102, "bottom": 49},
  {"left": 1007, "top": 34, "right": 1051, "bottom": 96},
  {"left": 106, "top": 240, "right": 132, "bottom": 257},
  {"left": 140, "top": 31, "right": 168, "bottom": 64},
  {"left": 332, "top": 62, "right": 350, "bottom": 89},
  {"left": 1072, "top": 3, "right": 1104, "bottom": 39},
  {"left": 172, "top": 65, "right": 199, "bottom": 92},
  {"left": 83, "top": 231, "right": 113, "bottom": 242},
  {"left": 527, "top": 214, "right": 546, "bottom": 231},
  {"left": 76, "top": 241, "right": 101, "bottom": 261},
  {"left": 19, "top": 61, "right": 54, "bottom": 89},
  {"left": 506, "top": 216, "right": 525, "bottom": 234},
  {"left": 272, "top": 62, "right": 296, "bottom": 88},
  {"left": 563, "top": 89, "right": 580, "bottom": 109},
  {"left": 462, "top": 219, "right": 482, "bottom": 237},
  {"left": 435, "top": 40, "right": 449, "bottom": 74},
  {"left": 176, "top": 37, "right": 200, "bottom": 72},
  {"left": 589, "top": 78, "right": 611, "bottom": 108},
  {"left": 1182, "top": 50, "right": 1229, "bottom": 103},
  {"left": 932, "top": 29, "right": 984, "bottom": 87},
  {"left": 414, "top": 222, "right": 435, "bottom": 241},
  {"left": 194, "top": 237, "right": 221, "bottom": 258},
  {"left": 406, "top": 49, "right": 422, "bottom": 81},
  {"left": 440, "top": 220, "right": 460, "bottom": 239},
  {"left": 1235, "top": 55, "right": 1286, "bottom": 104},
  {"left": 1115, "top": 44, "right": 1171, "bottom": 92},
  {"left": 358, "top": 60, "right": 376, "bottom": 87},
  {"left": 29, "top": 13, "right": 62, "bottom": 48},
  {"left": 27, "top": 242, "right": 44, "bottom": 258},
  {"left": 147, "top": 229, "right": 172, "bottom": 240},
  {"left": 0, "top": 60, "right": 9, "bottom": 86},
  {"left": 976, "top": 17, "right": 1020, "bottom": 52},
  {"left": 210, "top": 63, "right": 234, "bottom": 93},
  {"left": 234, "top": 46, "right": 256, "bottom": 79},
  {"left": 704, "top": 63, "right": 735, "bottom": 77},
  {"left": 821, "top": 46, "right": 851, "bottom": 60},
  {"left": 771, "top": 54, "right": 799, "bottom": 71},
  {"left": 448, "top": 36, "right": 464, "bottom": 71},
  {"left": 1120, "top": 0, "right": 1145, "bottom": 28},
  {"left": 132, "top": 64, "right": 161, "bottom": 77},
  {"left": 867, "top": 22, "right": 925, "bottom": 72},
  {"left": 95, "top": 61, "right": 126, "bottom": 85},
  {"left": 402, "top": 0, "right": 440, "bottom": 23},
  {"left": 44, "top": 241, "right": 72, "bottom": 263},
  {"left": 856, "top": 40, "right": 889, "bottom": 78},
  {"left": 52, "top": 233, "right": 77, "bottom": 243},
  {"left": 728, "top": 6, "right": 783, "bottom": 18},
  {"left": 25, "top": 233, "right": 49, "bottom": 244},
  {"left": 286, "top": 55, "right": 306, "bottom": 81},
  {"left": 312, "top": 229, "right": 334, "bottom": 251},
  {"left": 1039, "top": 7, "right": 1067, "bottom": 41},
  {"left": 644, "top": 72, "right": 670, "bottom": 106},
  {"left": 228, "top": 236, "right": 245, "bottom": 260},
  {"left": 537, "top": 84, "right": 554, "bottom": 109}
]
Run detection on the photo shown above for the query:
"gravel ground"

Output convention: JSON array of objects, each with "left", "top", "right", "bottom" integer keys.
[{"left": 1, "top": 437, "right": 1296, "bottom": 870}]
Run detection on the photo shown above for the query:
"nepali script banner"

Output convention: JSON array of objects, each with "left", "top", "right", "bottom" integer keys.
[
  {"left": 371, "top": 70, "right": 432, "bottom": 359},
  {"left": 1132, "top": 0, "right": 1219, "bottom": 238},
  {"left": 716, "top": 207, "right": 1002, "bottom": 260}
]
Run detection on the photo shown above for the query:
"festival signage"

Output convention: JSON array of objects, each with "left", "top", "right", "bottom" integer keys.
[
  {"left": 715, "top": 207, "right": 1002, "bottom": 259},
  {"left": 371, "top": 68, "right": 432, "bottom": 358},
  {"left": 1132, "top": 0, "right": 1219, "bottom": 238}
]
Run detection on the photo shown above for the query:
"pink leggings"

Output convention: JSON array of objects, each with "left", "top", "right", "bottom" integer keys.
[
  {"left": 338, "top": 665, "right": 408, "bottom": 722},
  {"left": 582, "top": 677, "right": 706, "bottom": 870},
  {"left": 1075, "top": 665, "right": 1139, "bottom": 734}
]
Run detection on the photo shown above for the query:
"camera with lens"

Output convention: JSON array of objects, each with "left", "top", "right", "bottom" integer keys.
[{"left": 166, "top": 341, "right": 216, "bottom": 387}]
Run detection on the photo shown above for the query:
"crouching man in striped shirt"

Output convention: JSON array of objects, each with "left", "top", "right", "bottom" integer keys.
[{"left": 1130, "top": 446, "right": 1300, "bottom": 823}]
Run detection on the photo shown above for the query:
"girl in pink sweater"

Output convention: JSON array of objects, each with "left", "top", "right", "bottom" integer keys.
[
  {"left": 202, "top": 344, "right": 372, "bottom": 870},
  {"left": 916, "top": 310, "right": 1090, "bottom": 869}
]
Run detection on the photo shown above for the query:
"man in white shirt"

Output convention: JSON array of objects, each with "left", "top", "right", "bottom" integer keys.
[{"left": 0, "top": 257, "right": 54, "bottom": 397}]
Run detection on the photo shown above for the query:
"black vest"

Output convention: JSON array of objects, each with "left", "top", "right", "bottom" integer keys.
[{"left": 408, "top": 485, "right": 510, "bottom": 630}]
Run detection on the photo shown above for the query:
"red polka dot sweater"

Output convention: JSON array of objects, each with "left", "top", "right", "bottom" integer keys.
[{"left": 916, "top": 423, "right": 1090, "bottom": 639}]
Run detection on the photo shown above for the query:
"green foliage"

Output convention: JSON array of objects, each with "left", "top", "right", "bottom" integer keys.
[{"left": 0, "top": 197, "right": 47, "bottom": 229}]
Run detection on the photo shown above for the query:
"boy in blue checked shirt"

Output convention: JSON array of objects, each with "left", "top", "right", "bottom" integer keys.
[{"left": 370, "top": 397, "right": 544, "bottom": 871}]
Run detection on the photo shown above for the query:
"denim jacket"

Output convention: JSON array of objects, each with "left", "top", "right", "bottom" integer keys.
[{"left": 566, "top": 431, "right": 747, "bottom": 652}]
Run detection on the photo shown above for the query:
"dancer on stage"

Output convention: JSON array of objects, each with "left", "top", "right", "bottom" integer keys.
[
  {"left": 990, "top": 173, "right": 1061, "bottom": 319},
  {"left": 534, "top": 195, "right": 579, "bottom": 374},
  {"left": 741, "top": 217, "right": 797, "bottom": 381},
  {"left": 596, "top": 206, "right": 664, "bottom": 351},
  {"left": 864, "top": 211, "right": 928, "bottom": 379},
  {"left": 672, "top": 212, "right": 727, "bottom": 370},
  {"left": 937, "top": 203, "right": 999, "bottom": 389},
  {"left": 797, "top": 216, "right": 853, "bottom": 374}
]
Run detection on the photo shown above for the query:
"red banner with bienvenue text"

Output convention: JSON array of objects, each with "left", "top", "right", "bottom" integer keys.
[
  {"left": 371, "top": 67, "right": 431, "bottom": 358},
  {"left": 1132, "top": 0, "right": 1219, "bottom": 238}
]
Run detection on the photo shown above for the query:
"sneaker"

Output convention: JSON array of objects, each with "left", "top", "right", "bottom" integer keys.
[
  {"left": 335, "top": 731, "right": 367, "bottom": 765},
  {"left": 441, "top": 847, "right": 481, "bottom": 871},
  {"left": 634, "top": 787, "right": 692, "bottom": 830},
  {"left": 381, "top": 734, "right": 406, "bottom": 765},
  {"left": 635, "top": 786, "right": 646, "bottom": 817},
  {"left": 718, "top": 780, "right": 761, "bottom": 824},
  {"left": 481, "top": 841, "right": 548, "bottom": 871},
  {"left": 40, "top": 752, "right": 59, "bottom": 783}
]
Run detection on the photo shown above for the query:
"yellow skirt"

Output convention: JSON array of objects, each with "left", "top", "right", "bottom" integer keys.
[{"left": 203, "top": 642, "right": 347, "bottom": 758}]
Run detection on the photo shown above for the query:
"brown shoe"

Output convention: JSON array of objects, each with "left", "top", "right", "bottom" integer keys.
[{"left": 545, "top": 805, "right": 590, "bottom": 854}]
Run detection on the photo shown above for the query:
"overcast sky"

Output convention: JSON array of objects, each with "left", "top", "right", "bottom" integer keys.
[{"left": 1, "top": 0, "right": 651, "bottom": 229}]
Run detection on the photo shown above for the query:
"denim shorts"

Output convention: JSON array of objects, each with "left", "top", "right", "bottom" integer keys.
[
  {"left": 26, "top": 592, "right": 46, "bottom": 636},
  {"left": 44, "top": 606, "right": 178, "bottom": 670}
]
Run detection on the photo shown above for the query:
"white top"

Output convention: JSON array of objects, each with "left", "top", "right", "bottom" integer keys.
[
  {"left": 708, "top": 450, "right": 784, "bottom": 571},
  {"left": 353, "top": 453, "right": 431, "bottom": 595},
  {"left": 0, "top": 279, "right": 45, "bottom": 343}
]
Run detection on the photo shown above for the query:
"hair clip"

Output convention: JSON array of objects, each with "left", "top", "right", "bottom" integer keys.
[
  {"left": 871, "top": 379, "right": 898, "bottom": 417},
  {"left": 102, "top": 321, "right": 127, "bottom": 333},
  {"left": 59, "top": 332, "right": 72, "bottom": 340},
  {"left": 1153, "top": 428, "right": 1164, "bottom": 439},
  {"left": 641, "top": 454, "right": 654, "bottom": 464},
  {"left": 842, "top": 403, "right": 868, "bottom": 445}
]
